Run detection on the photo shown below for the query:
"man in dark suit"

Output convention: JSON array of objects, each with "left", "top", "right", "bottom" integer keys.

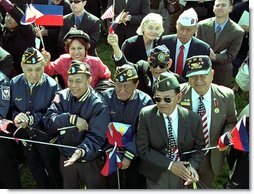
[
  {"left": 107, "top": 0, "right": 150, "bottom": 47},
  {"left": 58, "top": 0, "right": 101, "bottom": 56},
  {"left": 196, "top": 0, "right": 244, "bottom": 88},
  {"left": 180, "top": 55, "right": 237, "bottom": 188},
  {"left": 161, "top": 8, "right": 210, "bottom": 82},
  {"left": 137, "top": 71, "right": 205, "bottom": 189}
]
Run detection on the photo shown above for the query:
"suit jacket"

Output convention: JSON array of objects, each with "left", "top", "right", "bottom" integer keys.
[
  {"left": 107, "top": 0, "right": 150, "bottom": 46},
  {"left": 180, "top": 83, "right": 237, "bottom": 175},
  {"left": 161, "top": 34, "right": 210, "bottom": 81},
  {"left": 0, "top": 47, "right": 13, "bottom": 78},
  {"left": 196, "top": 17, "right": 245, "bottom": 87},
  {"left": 137, "top": 105, "right": 205, "bottom": 183},
  {"left": 58, "top": 11, "right": 101, "bottom": 56},
  {"left": 121, "top": 35, "right": 164, "bottom": 64}
]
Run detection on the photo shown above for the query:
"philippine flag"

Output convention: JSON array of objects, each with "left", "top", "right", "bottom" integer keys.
[
  {"left": 101, "top": 122, "right": 133, "bottom": 176},
  {"left": 101, "top": 142, "right": 123, "bottom": 176},
  {"left": 20, "top": 4, "right": 43, "bottom": 25},
  {"left": 32, "top": 4, "right": 63, "bottom": 26},
  {"left": 231, "top": 115, "right": 249, "bottom": 152}
]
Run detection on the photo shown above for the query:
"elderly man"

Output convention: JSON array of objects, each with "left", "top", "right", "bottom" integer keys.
[
  {"left": 161, "top": 8, "right": 210, "bottom": 81},
  {"left": 196, "top": 0, "right": 244, "bottom": 87},
  {"left": 8, "top": 47, "right": 62, "bottom": 188},
  {"left": 43, "top": 60, "right": 110, "bottom": 189},
  {"left": 102, "top": 64, "right": 153, "bottom": 189},
  {"left": 180, "top": 55, "right": 237, "bottom": 188},
  {"left": 137, "top": 71, "right": 205, "bottom": 189}
]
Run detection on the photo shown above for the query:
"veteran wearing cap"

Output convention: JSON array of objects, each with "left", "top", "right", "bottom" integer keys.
[
  {"left": 101, "top": 64, "right": 153, "bottom": 189},
  {"left": 42, "top": 29, "right": 112, "bottom": 90},
  {"left": 107, "top": 33, "right": 185, "bottom": 98},
  {"left": 137, "top": 71, "right": 205, "bottom": 189},
  {"left": 8, "top": 47, "right": 62, "bottom": 188},
  {"left": 43, "top": 60, "right": 110, "bottom": 189},
  {"left": 161, "top": 8, "right": 210, "bottom": 81},
  {"left": 180, "top": 55, "right": 237, "bottom": 188}
]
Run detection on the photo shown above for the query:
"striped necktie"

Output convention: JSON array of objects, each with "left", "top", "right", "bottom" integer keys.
[
  {"left": 198, "top": 96, "right": 209, "bottom": 149},
  {"left": 166, "top": 116, "right": 179, "bottom": 161}
]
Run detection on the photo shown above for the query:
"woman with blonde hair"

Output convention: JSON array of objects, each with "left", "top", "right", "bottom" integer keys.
[{"left": 121, "top": 13, "right": 165, "bottom": 63}]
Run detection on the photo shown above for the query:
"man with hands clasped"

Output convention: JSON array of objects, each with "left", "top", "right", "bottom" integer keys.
[{"left": 137, "top": 72, "right": 205, "bottom": 189}]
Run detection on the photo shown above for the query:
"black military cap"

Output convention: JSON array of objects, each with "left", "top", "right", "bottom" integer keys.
[
  {"left": 186, "top": 55, "right": 212, "bottom": 77},
  {"left": 149, "top": 45, "right": 170, "bottom": 68},
  {"left": 64, "top": 29, "right": 90, "bottom": 43},
  {"left": 68, "top": 60, "right": 91, "bottom": 75},
  {"left": 21, "top": 47, "right": 44, "bottom": 64},
  {"left": 156, "top": 72, "right": 180, "bottom": 91},
  {"left": 114, "top": 64, "right": 138, "bottom": 82}
]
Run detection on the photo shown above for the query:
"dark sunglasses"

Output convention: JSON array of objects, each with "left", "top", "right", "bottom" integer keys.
[
  {"left": 154, "top": 96, "right": 172, "bottom": 103},
  {"left": 150, "top": 62, "right": 167, "bottom": 69},
  {"left": 69, "top": 0, "right": 82, "bottom": 4}
]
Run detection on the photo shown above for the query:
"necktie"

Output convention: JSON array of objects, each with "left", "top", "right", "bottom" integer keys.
[
  {"left": 166, "top": 116, "right": 179, "bottom": 161},
  {"left": 176, "top": 45, "right": 184, "bottom": 76},
  {"left": 152, "top": 79, "right": 157, "bottom": 95},
  {"left": 75, "top": 18, "right": 81, "bottom": 29},
  {"left": 215, "top": 25, "right": 221, "bottom": 41},
  {"left": 198, "top": 96, "right": 209, "bottom": 149}
]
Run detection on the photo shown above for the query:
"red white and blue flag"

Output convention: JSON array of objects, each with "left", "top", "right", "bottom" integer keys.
[
  {"left": 101, "top": 5, "right": 114, "bottom": 20},
  {"left": 218, "top": 115, "right": 249, "bottom": 152},
  {"left": 101, "top": 122, "right": 133, "bottom": 176},
  {"left": 20, "top": 4, "right": 43, "bottom": 25},
  {"left": 231, "top": 115, "right": 249, "bottom": 152},
  {"left": 20, "top": 4, "right": 63, "bottom": 26},
  {"left": 108, "top": 9, "right": 125, "bottom": 33}
]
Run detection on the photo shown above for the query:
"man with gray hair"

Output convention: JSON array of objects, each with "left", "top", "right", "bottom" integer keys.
[{"left": 161, "top": 8, "right": 210, "bottom": 81}]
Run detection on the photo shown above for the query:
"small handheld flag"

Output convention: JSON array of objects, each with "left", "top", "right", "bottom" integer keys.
[{"left": 101, "top": 5, "right": 114, "bottom": 20}]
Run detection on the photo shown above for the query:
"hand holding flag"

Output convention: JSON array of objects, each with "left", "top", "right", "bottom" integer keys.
[{"left": 108, "top": 9, "right": 125, "bottom": 33}]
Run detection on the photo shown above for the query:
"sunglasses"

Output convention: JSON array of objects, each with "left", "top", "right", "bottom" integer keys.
[
  {"left": 150, "top": 62, "right": 168, "bottom": 69},
  {"left": 154, "top": 96, "right": 172, "bottom": 103},
  {"left": 69, "top": 0, "right": 82, "bottom": 4}
]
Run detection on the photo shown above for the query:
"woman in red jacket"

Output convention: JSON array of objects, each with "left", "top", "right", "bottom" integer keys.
[{"left": 43, "top": 29, "right": 112, "bottom": 89}]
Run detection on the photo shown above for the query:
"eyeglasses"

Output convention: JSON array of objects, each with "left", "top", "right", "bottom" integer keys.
[
  {"left": 154, "top": 96, "right": 172, "bottom": 103},
  {"left": 69, "top": 0, "right": 82, "bottom": 4},
  {"left": 150, "top": 62, "right": 168, "bottom": 69}
]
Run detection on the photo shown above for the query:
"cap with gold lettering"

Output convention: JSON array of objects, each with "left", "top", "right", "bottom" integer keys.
[
  {"left": 114, "top": 64, "right": 138, "bottom": 82},
  {"left": 149, "top": 45, "right": 170, "bottom": 67},
  {"left": 186, "top": 55, "right": 212, "bottom": 77},
  {"left": 68, "top": 60, "right": 91, "bottom": 75},
  {"left": 156, "top": 72, "right": 180, "bottom": 91},
  {"left": 22, "top": 47, "right": 44, "bottom": 64}
]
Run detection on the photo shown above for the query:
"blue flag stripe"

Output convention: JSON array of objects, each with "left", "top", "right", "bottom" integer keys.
[{"left": 32, "top": 4, "right": 63, "bottom": 15}]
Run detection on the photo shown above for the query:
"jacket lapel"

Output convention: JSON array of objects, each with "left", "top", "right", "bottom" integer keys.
[
  {"left": 155, "top": 108, "right": 169, "bottom": 146},
  {"left": 210, "top": 84, "right": 226, "bottom": 143}
]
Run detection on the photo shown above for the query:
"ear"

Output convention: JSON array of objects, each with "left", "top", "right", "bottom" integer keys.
[
  {"left": 167, "top": 58, "right": 172, "bottom": 69},
  {"left": 135, "top": 80, "right": 139, "bottom": 88},
  {"left": 176, "top": 92, "right": 182, "bottom": 103},
  {"left": 21, "top": 63, "right": 25, "bottom": 72}
]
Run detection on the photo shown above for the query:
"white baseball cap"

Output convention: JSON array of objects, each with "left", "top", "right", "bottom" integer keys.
[{"left": 178, "top": 8, "right": 198, "bottom": 26}]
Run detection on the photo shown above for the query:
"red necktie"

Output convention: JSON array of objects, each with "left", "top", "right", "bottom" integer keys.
[{"left": 176, "top": 45, "right": 184, "bottom": 75}]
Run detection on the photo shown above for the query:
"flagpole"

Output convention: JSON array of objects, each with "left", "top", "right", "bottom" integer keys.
[
  {"left": 112, "top": 0, "right": 115, "bottom": 23},
  {"left": 35, "top": 24, "right": 45, "bottom": 50}
]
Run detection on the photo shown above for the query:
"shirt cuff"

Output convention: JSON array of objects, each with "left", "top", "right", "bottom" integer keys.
[
  {"left": 113, "top": 53, "right": 123, "bottom": 61},
  {"left": 168, "top": 161, "right": 173, "bottom": 170}
]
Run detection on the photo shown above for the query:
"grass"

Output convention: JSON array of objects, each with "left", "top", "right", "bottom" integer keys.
[{"left": 19, "top": 34, "right": 249, "bottom": 189}]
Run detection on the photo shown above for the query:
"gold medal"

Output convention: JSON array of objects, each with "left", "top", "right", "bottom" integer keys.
[{"left": 214, "top": 108, "right": 220, "bottom": 113}]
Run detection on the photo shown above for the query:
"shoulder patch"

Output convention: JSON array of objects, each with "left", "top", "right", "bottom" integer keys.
[{"left": 1, "top": 86, "right": 10, "bottom": 100}]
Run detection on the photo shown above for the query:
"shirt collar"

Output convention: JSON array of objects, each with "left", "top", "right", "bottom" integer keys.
[
  {"left": 192, "top": 86, "right": 212, "bottom": 102},
  {"left": 214, "top": 19, "right": 228, "bottom": 31},
  {"left": 163, "top": 105, "right": 178, "bottom": 121}
]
